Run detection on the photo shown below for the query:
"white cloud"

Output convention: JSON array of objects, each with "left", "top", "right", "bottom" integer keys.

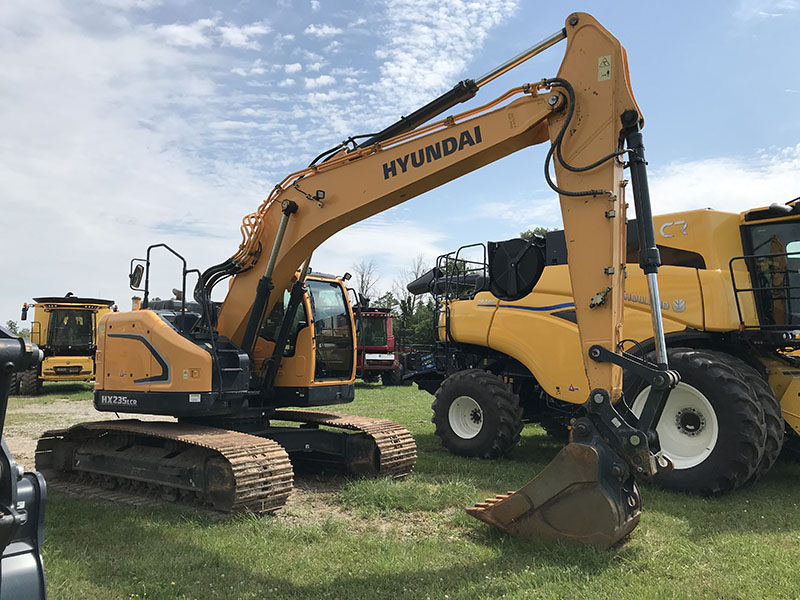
[
  {"left": 370, "top": 0, "right": 518, "bottom": 114},
  {"left": 232, "top": 58, "right": 267, "bottom": 76},
  {"left": 219, "top": 21, "right": 270, "bottom": 50},
  {"left": 311, "top": 0, "right": 321, "bottom": 10},
  {"left": 278, "top": 78, "right": 296, "bottom": 87},
  {"left": 304, "top": 23, "right": 343, "bottom": 37},
  {"left": 285, "top": 63, "right": 302, "bottom": 73},
  {"left": 92, "top": 0, "right": 163, "bottom": 8},
  {"left": 315, "top": 213, "right": 448, "bottom": 295},
  {"left": 147, "top": 17, "right": 271, "bottom": 50},
  {"left": 0, "top": 0, "right": 269, "bottom": 324},
  {"left": 152, "top": 18, "right": 216, "bottom": 47},
  {"left": 648, "top": 145, "right": 800, "bottom": 215},
  {"left": 735, "top": 0, "right": 799, "bottom": 19},
  {"left": 304, "top": 74, "right": 336, "bottom": 88}
]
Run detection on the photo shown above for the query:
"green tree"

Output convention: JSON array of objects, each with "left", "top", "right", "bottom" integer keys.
[
  {"left": 372, "top": 291, "right": 397, "bottom": 310},
  {"left": 5, "top": 320, "right": 30, "bottom": 338},
  {"left": 409, "top": 298, "right": 436, "bottom": 346},
  {"left": 520, "top": 226, "right": 555, "bottom": 239},
  {"left": 391, "top": 255, "right": 430, "bottom": 347}
]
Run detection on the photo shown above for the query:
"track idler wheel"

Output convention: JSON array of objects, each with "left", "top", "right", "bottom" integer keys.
[{"left": 466, "top": 418, "right": 640, "bottom": 547}]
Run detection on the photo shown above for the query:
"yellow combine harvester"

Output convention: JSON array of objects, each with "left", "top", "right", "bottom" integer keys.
[
  {"left": 14, "top": 294, "right": 115, "bottom": 395},
  {"left": 408, "top": 202, "right": 800, "bottom": 496}
]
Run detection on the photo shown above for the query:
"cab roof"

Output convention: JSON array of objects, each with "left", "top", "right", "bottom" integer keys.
[{"left": 33, "top": 296, "right": 115, "bottom": 306}]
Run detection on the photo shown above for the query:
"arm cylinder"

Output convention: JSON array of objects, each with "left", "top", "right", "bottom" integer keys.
[{"left": 621, "top": 110, "right": 668, "bottom": 367}]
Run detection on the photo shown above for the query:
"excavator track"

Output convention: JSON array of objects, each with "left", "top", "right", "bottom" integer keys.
[
  {"left": 35, "top": 412, "right": 415, "bottom": 515},
  {"left": 35, "top": 420, "right": 294, "bottom": 515},
  {"left": 274, "top": 410, "right": 417, "bottom": 477}
]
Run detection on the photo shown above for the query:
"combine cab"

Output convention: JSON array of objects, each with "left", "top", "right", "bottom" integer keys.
[
  {"left": 14, "top": 294, "right": 115, "bottom": 395},
  {"left": 353, "top": 303, "right": 405, "bottom": 385}
]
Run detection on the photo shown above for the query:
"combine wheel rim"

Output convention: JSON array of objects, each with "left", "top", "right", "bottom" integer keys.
[
  {"left": 449, "top": 395, "right": 484, "bottom": 439},
  {"left": 631, "top": 382, "right": 719, "bottom": 470}
]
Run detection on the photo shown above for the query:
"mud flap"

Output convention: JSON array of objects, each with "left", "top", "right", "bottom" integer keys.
[{"left": 467, "top": 424, "right": 641, "bottom": 547}]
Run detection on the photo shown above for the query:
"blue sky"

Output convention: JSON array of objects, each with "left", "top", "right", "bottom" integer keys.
[{"left": 2, "top": 0, "right": 799, "bottom": 323}]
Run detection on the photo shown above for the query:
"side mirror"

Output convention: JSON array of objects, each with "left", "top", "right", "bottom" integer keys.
[
  {"left": 129, "top": 264, "right": 144, "bottom": 290},
  {"left": 20, "top": 303, "right": 29, "bottom": 321}
]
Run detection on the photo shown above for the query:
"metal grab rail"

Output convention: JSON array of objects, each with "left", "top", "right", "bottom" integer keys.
[
  {"left": 729, "top": 251, "right": 800, "bottom": 330},
  {"left": 129, "top": 244, "right": 201, "bottom": 333}
]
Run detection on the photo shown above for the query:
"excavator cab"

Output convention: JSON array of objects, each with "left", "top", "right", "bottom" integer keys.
[{"left": 258, "top": 273, "right": 357, "bottom": 400}]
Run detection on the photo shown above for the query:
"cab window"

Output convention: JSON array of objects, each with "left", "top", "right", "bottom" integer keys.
[{"left": 307, "top": 280, "right": 354, "bottom": 380}]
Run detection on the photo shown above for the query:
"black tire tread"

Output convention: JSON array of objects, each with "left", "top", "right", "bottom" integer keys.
[
  {"left": 626, "top": 347, "right": 765, "bottom": 496},
  {"left": 18, "top": 368, "right": 40, "bottom": 396},
  {"left": 432, "top": 369, "right": 523, "bottom": 459},
  {"left": 706, "top": 351, "right": 783, "bottom": 484}
]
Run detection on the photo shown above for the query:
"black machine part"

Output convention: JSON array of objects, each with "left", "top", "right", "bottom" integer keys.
[
  {"left": 0, "top": 327, "right": 47, "bottom": 599},
  {"left": 487, "top": 237, "right": 546, "bottom": 301}
]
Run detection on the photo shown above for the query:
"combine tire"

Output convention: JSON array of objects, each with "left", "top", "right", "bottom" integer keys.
[
  {"left": 18, "top": 369, "right": 41, "bottom": 396},
  {"left": 625, "top": 348, "right": 766, "bottom": 496},
  {"left": 705, "top": 351, "right": 784, "bottom": 484},
  {"left": 432, "top": 369, "right": 523, "bottom": 458}
]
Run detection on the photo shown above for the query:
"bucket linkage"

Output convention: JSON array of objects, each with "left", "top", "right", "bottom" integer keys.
[{"left": 468, "top": 349, "right": 678, "bottom": 547}]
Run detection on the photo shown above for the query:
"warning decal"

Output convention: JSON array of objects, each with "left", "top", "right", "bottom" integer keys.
[{"left": 598, "top": 55, "right": 611, "bottom": 81}]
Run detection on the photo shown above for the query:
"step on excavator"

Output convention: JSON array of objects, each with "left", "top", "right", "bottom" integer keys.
[{"left": 35, "top": 13, "right": 678, "bottom": 547}]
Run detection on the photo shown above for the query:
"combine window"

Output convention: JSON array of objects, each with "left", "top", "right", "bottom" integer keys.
[
  {"left": 742, "top": 221, "right": 800, "bottom": 326},
  {"left": 48, "top": 309, "right": 94, "bottom": 348},
  {"left": 359, "top": 316, "right": 388, "bottom": 347},
  {"left": 307, "top": 280, "right": 354, "bottom": 380}
]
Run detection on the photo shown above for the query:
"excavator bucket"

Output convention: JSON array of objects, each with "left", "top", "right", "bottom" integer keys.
[{"left": 467, "top": 423, "right": 640, "bottom": 548}]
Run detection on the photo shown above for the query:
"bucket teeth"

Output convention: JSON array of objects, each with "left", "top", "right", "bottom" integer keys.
[{"left": 469, "top": 492, "right": 512, "bottom": 511}]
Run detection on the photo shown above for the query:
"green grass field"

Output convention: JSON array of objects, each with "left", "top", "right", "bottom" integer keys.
[{"left": 11, "top": 383, "right": 800, "bottom": 599}]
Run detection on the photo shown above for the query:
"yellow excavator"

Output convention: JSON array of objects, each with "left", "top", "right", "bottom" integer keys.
[{"left": 35, "top": 13, "right": 678, "bottom": 547}]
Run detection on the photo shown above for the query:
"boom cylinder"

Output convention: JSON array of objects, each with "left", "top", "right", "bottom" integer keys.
[{"left": 241, "top": 200, "right": 298, "bottom": 359}]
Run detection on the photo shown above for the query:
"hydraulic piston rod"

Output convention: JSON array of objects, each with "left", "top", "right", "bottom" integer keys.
[
  {"left": 622, "top": 111, "right": 669, "bottom": 368},
  {"left": 358, "top": 27, "right": 567, "bottom": 150},
  {"left": 475, "top": 28, "right": 567, "bottom": 88}
]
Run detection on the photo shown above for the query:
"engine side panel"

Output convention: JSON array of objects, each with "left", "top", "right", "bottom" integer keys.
[{"left": 96, "top": 310, "right": 212, "bottom": 394}]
